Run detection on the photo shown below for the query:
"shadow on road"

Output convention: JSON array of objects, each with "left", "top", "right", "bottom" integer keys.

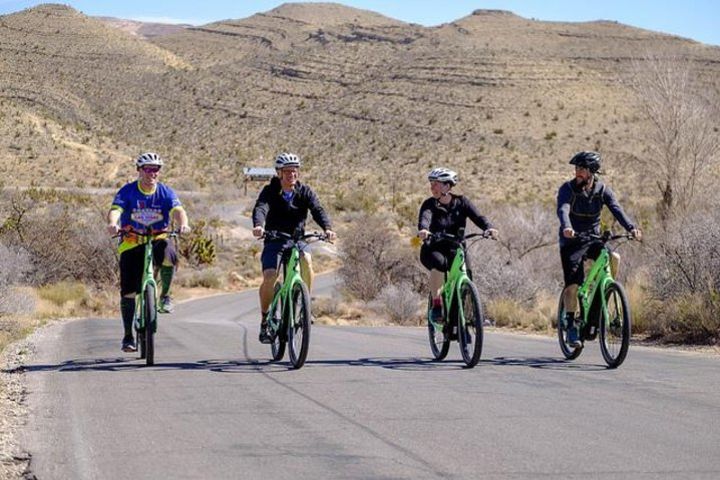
[
  {"left": 5, "top": 355, "right": 610, "bottom": 374},
  {"left": 485, "top": 356, "right": 609, "bottom": 371},
  {"left": 7, "top": 356, "right": 476, "bottom": 373}
]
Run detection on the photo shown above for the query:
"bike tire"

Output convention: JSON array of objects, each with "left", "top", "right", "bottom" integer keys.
[
  {"left": 138, "top": 316, "right": 146, "bottom": 360},
  {"left": 288, "top": 282, "right": 311, "bottom": 369},
  {"left": 426, "top": 294, "right": 450, "bottom": 360},
  {"left": 457, "top": 281, "right": 484, "bottom": 368},
  {"left": 556, "top": 291, "right": 583, "bottom": 360},
  {"left": 144, "top": 284, "right": 156, "bottom": 366},
  {"left": 599, "top": 281, "right": 631, "bottom": 369},
  {"left": 270, "top": 283, "right": 286, "bottom": 361}
]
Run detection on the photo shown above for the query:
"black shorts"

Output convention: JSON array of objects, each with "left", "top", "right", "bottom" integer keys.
[
  {"left": 560, "top": 240, "right": 604, "bottom": 287},
  {"left": 119, "top": 239, "right": 177, "bottom": 296},
  {"left": 260, "top": 240, "right": 310, "bottom": 272},
  {"left": 420, "top": 242, "right": 458, "bottom": 273}
]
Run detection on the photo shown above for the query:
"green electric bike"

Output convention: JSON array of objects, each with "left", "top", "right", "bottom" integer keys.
[
  {"left": 120, "top": 224, "right": 178, "bottom": 366},
  {"left": 263, "top": 230, "right": 329, "bottom": 369},
  {"left": 425, "top": 230, "right": 492, "bottom": 368},
  {"left": 557, "top": 231, "right": 636, "bottom": 369}
]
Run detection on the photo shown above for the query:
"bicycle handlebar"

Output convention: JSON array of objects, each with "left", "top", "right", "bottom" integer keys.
[
  {"left": 262, "top": 230, "right": 331, "bottom": 243},
  {"left": 425, "top": 230, "right": 495, "bottom": 245},
  {"left": 572, "top": 231, "right": 637, "bottom": 243},
  {"left": 112, "top": 228, "right": 181, "bottom": 239}
]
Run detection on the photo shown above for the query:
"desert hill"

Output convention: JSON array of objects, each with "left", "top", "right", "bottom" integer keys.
[
  {"left": 1, "top": 2, "right": 718, "bottom": 209},
  {"left": 98, "top": 16, "right": 190, "bottom": 39}
]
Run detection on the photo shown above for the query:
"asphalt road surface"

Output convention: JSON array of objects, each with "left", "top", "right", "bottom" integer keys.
[{"left": 18, "top": 274, "right": 720, "bottom": 479}]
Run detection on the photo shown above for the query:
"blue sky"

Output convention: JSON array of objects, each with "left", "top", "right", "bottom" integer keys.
[{"left": 2, "top": 1, "right": 718, "bottom": 46}]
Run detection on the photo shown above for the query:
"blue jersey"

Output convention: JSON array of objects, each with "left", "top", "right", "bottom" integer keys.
[{"left": 110, "top": 181, "right": 182, "bottom": 253}]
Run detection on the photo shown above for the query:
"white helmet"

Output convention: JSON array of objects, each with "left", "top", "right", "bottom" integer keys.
[
  {"left": 274, "top": 152, "right": 301, "bottom": 169},
  {"left": 135, "top": 152, "right": 164, "bottom": 168},
  {"left": 427, "top": 167, "right": 458, "bottom": 186}
]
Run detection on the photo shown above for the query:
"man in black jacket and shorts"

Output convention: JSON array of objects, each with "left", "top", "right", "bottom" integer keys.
[{"left": 252, "top": 153, "right": 336, "bottom": 343}]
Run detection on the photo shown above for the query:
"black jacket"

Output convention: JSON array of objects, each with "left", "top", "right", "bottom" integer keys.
[
  {"left": 418, "top": 194, "right": 493, "bottom": 236},
  {"left": 252, "top": 177, "right": 331, "bottom": 238}
]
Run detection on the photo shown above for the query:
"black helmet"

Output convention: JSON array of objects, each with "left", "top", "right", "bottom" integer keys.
[{"left": 569, "top": 151, "right": 601, "bottom": 173}]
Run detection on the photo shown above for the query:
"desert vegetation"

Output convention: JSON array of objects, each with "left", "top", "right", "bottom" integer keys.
[{"left": 0, "top": 3, "right": 719, "bottom": 347}]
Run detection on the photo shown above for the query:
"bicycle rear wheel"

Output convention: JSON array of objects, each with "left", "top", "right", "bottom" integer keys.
[
  {"left": 458, "top": 281, "right": 483, "bottom": 368},
  {"left": 599, "top": 281, "right": 631, "bottom": 368},
  {"left": 270, "top": 284, "right": 286, "bottom": 361},
  {"left": 557, "top": 291, "right": 583, "bottom": 360},
  {"left": 288, "top": 282, "right": 311, "bottom": 369},
  {"left": 144, "top": 284, "right": 156, "bottom": 366},
  {"left": 427, "top": 295, "right": 449, "bottom": 360}
]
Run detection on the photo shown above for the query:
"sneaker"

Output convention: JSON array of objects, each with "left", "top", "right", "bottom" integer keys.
[
  {"left": 566, "top": 317, "right": 581, "bottom": 348},
  {"left": 430, "top": 305, "right": 444, "bottom": 323},
  {"left": 159, "top": 296, "right": 173, "bottom": 314},
  {"left": 121, "top": 335, "right": 137, "bottom": 353},
  {"left": 259, "top": 318, "right": 272, "bottom": 344}
]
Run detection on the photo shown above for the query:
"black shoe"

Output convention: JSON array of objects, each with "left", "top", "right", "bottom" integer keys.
[
  {"left": 565, "top": 314, "right": 581, "bottom": 348},
  {"left": 259, "top": 319, "right": 272, "bottom": 344},
  {"left": 430, "top": 305, "right": 444, "bottom": 323},
  {"left": 121, "top": 336, "right": 137, "bottom": 352}
]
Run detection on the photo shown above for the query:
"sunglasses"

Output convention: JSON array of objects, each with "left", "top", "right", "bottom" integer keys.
[{"left": 142, "top": 166, "right": 161, "bottom": 173}]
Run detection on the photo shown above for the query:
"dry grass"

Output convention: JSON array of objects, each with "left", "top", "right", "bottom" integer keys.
[{"left": 486, "top": 291, "right": 557, "bottom": 333}]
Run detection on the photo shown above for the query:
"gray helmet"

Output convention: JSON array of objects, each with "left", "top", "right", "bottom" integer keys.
[
  {"left": 427, "top": 167, "right": 458, "bottom": 186},
  {"left": 135, "top": 152, "right": 164, "bottom": 168},
  {"left": 274, "top": 152, "right": 301, "bottom": 169},
  {"left": 569, "top": 151, "right": 601, "bottom": 173}
]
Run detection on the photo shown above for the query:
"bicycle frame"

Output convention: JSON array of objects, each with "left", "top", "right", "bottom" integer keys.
[
  {"left": 575, "top": 248, "right": 612, "bottom": 331},
  {"left": 263, "top": 231, "right": 326, "bottom": 336},
  {"left": 266, "top": 245, "right": 304, "bottom": 335},
  {"left": 427, "top": 233, "right": 480, "bottom": 335},
  {"left": 569, "top": 233, "right": 633, "bottom": 337},
  {"left": 135, "top": 230, "right": 159, "bottom": 333}
]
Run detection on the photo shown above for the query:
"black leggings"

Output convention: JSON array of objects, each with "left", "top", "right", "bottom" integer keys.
[
  {"left": 420, "top": 243, "right": 457, "bottom": 272},
  {"left": 119, "top": 239, "right": 177, "bottom": 296}
]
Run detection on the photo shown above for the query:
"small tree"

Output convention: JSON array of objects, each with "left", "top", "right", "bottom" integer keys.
[{"left": 628, "top": 54, "right": 720, "bottom": 226}]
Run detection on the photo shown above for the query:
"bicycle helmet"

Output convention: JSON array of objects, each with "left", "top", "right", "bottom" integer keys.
[
  {"left": 274, "top": 152, "right": 301, "bottom": 169},
  {"left": 569, "top": 151, "right": 601, "bottom": 173},
  {"left": 135, "top": 152, "right": 164, "bottom": 168},
  {"left": 427, "top": 167, "right": 458, "bottom": 186}
]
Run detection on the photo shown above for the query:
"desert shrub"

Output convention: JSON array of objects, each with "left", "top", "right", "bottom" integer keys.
[
  {"left": 0, "top": 243, "right": 34, "bottom": 316},
  {"left": 177, "top": 267, "right": 225, "bottom": 289},
  {"left": 338, "top": 214, "right": 425, "bottom": 301},
  {"left": 0, "top": 189, "right": 117, "bottom": 287},
  {"left": 178, "top": 218, "right": 218, "bottom": 265},
  {"left": 375, "top": 281, "right": 423, "bottom": 325},
  {"left": 644, "top": 212, "right": 720, "bottom": 343},
  {"left": 470, "top": 203, "right": 559, "bottom": 305},
  {"left": 486, "top": 296, "right": 554, "bottom": 332},
  {"left": 333, "top": 188, "right": 380, "bottom": 214}
]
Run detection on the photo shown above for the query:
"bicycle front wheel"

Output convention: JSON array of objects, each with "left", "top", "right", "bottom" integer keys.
[
  {"left": 427, "top": 294, "right": 449, "bottom": 360},
  {"left": 288, "top": 282, "right": 311, "bottom": 369},
  {"left": 144, "top": 284, "right": 157, "bottom": 366},
  {"left": 458, "top": 281, "right": 483, "bottom": 368},
  {"left": 557, "top": 291, "right": 582, "bottom": 360},
  {"left": 270, "top": 284, "right": 286, "bottom": 361},
  {"left": 599, "top": 281, "right": 631, "bottom": 368}
]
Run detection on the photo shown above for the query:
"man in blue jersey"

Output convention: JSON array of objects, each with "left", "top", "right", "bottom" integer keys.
[
  {"left": 106, "top": 152, "right": 190, "bottom": 352},
  {"left": 557, "top": 151, "right": 641, "bottom": 348}
]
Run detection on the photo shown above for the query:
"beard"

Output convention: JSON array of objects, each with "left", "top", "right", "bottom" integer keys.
[{"left": 575, "top": 175, "right": 591, "bottom": 188}]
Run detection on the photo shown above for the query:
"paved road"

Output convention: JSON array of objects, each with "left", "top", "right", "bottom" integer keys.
[{"left": 18, "top": 274, "right": 720, "bottom": 479}]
